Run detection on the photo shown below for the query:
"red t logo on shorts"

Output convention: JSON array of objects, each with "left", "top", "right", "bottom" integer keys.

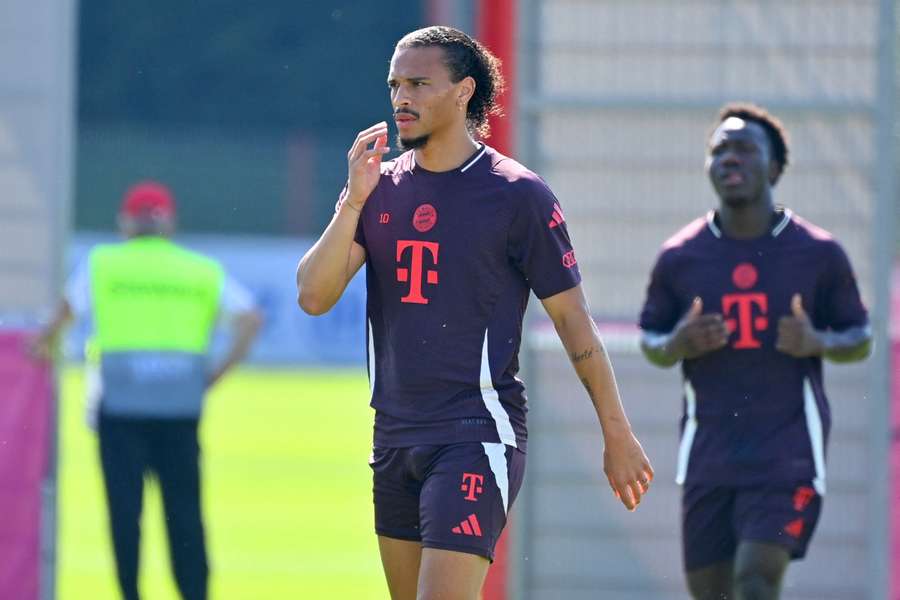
[{"left": 460, "top": 473, "right": 484, "bottom": 502}]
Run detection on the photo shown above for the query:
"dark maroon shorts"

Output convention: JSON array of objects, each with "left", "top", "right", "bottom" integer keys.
[
  {"left": 370, "top": 442, "right": 526, "bottom": 561},
  {"left": 682, "top": 481, "right": 823, "bottom": 571}
]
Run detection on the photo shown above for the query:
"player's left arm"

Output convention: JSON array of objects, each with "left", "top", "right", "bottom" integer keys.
[
  {"left": 775, "top": 293, "right": 872, "bottom": 362},
  {"left": 541, "top": 284, "right": 654, "bottom": 511},
  {"left": 776, "top": 242, "right": 872, "bottom": 363}
]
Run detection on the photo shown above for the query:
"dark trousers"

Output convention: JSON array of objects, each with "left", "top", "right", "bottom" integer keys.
[{"left": 98, "top": 414, "right": 209, "bottom": 600}]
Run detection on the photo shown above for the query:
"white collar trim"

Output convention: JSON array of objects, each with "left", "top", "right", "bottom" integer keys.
[
  {"left": 412, "top": 144, "right": 487, "bottom": 173},
  {"left": 706, "top": 208, "right": 792, "bottom": 239}
]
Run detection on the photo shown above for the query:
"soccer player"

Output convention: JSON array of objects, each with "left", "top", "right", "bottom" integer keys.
[
  {"left": 296, "top": 26, "right": 653, "bottom": 600},
  {"left": 639, "top": 103, "right": 872, "bottom": 600}
]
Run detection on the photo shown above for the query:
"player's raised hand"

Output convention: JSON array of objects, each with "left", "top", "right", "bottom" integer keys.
[
  {"left": 669, "top": 297, "right": 730, "bottom": 360},
  {"left": 345, "top": 122, "right": 391, "bottom": 211},
  {"left": 776, "top": 294, "right": 824, "bottom": 357},
  {"left": 603, "top": 429, "right": 654, "bottom": 511}
]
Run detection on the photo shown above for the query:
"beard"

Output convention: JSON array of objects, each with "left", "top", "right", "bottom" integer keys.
[{"left": 397, "top": 132, "right": 430, "bottom": 151}]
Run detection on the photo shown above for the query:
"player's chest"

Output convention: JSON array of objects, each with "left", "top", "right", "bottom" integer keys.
[
  {"left": 674, "top": 246, "right": 825, "bottom": 347},
  {"left": 363, "top": 192, "right": 511, "bottom": 267},
  {"left": 362, "top": 190, "right": 513, "bottom": 298}
]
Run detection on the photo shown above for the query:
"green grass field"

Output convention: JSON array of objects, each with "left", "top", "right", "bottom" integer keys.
[{"left": 57, "top": 366, "right": 389, "bottom": 599}]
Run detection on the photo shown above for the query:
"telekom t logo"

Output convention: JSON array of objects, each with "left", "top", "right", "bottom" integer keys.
[
  {"left": 722, "top": 293, "right": 768, "bottom": 349},
  {"left": 396, "top": 240, "right": 439, "bottom": 304},
  {"left": 460, "top": 473, "right": 484, "bottom": 502},
  {"left": 721, "top": 262, "right": 768, "bottom": 349}
]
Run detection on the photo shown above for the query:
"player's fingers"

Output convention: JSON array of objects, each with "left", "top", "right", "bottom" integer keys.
[
  {"left": 704, "top": 319, "right": 729, "bottom": 337},
  {"left": 608, "top": 477, "right": 621, "bottom": 500},
  {"left": 348, "top": 124, "right": 382, "bottom": 157},
  {"left": 702, "top": 325, "right": 728, "bottom": 347},
  {"left": 618, "top": 484, "right": 638, "bottom": 511},
  {"left": 349, "top": 128, "right": 389, "bottom": 162},
  {"left": 349, "top": 125, "right": 389, "bottom": 161},
  {"left": 627, "top": 479, "right": 644, "bottom": 503},
  {"left": 360, "top": 147, "right": 391, "bottom": 162},
  {"left": 635, "top": 471, "right": 651, "bottom": 493},
  {"left": 775, "top": 334, "right": 791, "bottom": 352},
  {"left": 694, "top": 314, "right": 722, "bottom": 326},
  {"left": 714, "top": 326, "right": 730, "bottom": 346},
  {"left": 352, "top": 122, "right": 389, "bottom": 146},
  {"left": 686, "top": 297, "right": 703, "bottom": 319},
  {"left": 791, "top": 293, "right": 807, "bottom": 320}
]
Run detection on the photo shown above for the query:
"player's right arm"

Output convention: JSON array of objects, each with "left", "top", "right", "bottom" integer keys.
[
  {"left": 296, "top": 123, "right": 389, "bottom": 315},
  {"left": 639, "top": 250, "right": 728, "bottom": 367}
]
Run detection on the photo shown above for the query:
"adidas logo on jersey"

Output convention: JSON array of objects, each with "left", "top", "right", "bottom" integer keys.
[
  {"left": 451, "top": 514, "right": 483, "bottom": 537},
  {"left": 548, "top": 203, "right": 565, "bottom": 229}
]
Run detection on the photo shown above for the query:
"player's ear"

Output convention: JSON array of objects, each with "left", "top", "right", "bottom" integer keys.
[{"left": 457, "top": 76, "right": 475, "bottom": 108}]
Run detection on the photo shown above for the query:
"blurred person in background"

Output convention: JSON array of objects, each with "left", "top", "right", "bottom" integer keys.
[
  {"left": 32, "top": 181, "right": 262, "bottom": 600},
  {"left": 296, "top": 26, "right": 653, "bottom": 600},
  {"left": 638, "top": 103, "right": 871, "bottom": 600}
]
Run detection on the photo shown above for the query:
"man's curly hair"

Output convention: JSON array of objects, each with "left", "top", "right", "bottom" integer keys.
[
  {"left": 397, "top": 26, "right": 505, "bottom": 139},
  {"left": 715, "top": 102, "right": 790, "bottom": 184}
]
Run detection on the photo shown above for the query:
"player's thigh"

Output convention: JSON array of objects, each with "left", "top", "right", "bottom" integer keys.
[
  {"left": 686, "top": 561, "right": 734, "bottom": 600},
  {"left": 417, "top": 547, "right": 489, "bottom": 600},
  {"left": 378, "top": 535, "right": 422, "bottom": 600},
  {"left": 371, "top": 447, "right": 424, "bottom": 542},
  {"left": 682, "top": 484, "right": 738, "bottom": 573},
  {"left": 419, "top": 443, "right": 525, "bottom": 562},
  {"left": 735, "top": 482, "right": 822, "bottom": 561}
]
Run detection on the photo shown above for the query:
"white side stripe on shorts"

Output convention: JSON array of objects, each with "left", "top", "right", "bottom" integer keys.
[
  {"left": 482, "top": 442, "right": 510, "bottom": 513},
  {"left": 675, "top": 380, "right": 698, "bottom": 485},
  {"left": 803, "top": 377, "right": 827, "bottom": 495}
]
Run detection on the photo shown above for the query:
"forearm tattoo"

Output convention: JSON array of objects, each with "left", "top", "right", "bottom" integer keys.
[
  {"left": 571, "top": 346, "right": 601, "bottom": 363},
  {"left": 580, "top": 377, "right": 594, "bottom": 400}
]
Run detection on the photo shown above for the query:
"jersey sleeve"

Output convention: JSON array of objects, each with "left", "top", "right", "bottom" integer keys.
[
  {"left": 817, "top": 241, "right": 868, "bottom": 331},
  {"left": 64, "top": 258, "right": 92, "bottom": 319},
  {"left": 507, "top": 179, "right": 581, "bottom": 299},
  {"left": 334, "top": 182, "right": 366, "bottom": 249},
  {"left": 639, "top": 250, "right": 681, "bottom": 333}
]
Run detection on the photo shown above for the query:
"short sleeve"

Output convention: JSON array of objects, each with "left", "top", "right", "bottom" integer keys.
[
  {"left": 507, "top": 180, "right": 581, "bottom": 299},
  {"left": 334, "top": 182, "right": 366, "bottom": 249},
  {"left": 818, "top": 242, "right": 868, "bottom": 331},
  {"left": 639, "top": 251, "right": 681, "bottom": 333},
  {"left": 64, "top": 258, "right": 92, "bottom": 319},
  {"left": 218, "top": 274, "right": 256, "bottom": 324}
]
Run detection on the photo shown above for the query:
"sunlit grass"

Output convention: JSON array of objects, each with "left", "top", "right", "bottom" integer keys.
[{"left": 57, "top": 367, "right": 388, "bottom": 599}]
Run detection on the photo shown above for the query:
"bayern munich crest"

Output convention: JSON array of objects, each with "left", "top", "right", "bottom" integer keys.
[{"left": 413, "top": 203, "right": 438, "bottom": 232}]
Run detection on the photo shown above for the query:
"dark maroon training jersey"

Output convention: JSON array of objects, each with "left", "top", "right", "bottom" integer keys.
[
  {"left": 639, "top": 209, "right": 868, "bottom": 491},
  {"left": 346, "top": 144, "right": 581, "bottom": 451}
]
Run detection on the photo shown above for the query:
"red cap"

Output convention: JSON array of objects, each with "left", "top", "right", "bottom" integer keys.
[{"left": 120, "top": 181, "right": 176, "bottom": 219}]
